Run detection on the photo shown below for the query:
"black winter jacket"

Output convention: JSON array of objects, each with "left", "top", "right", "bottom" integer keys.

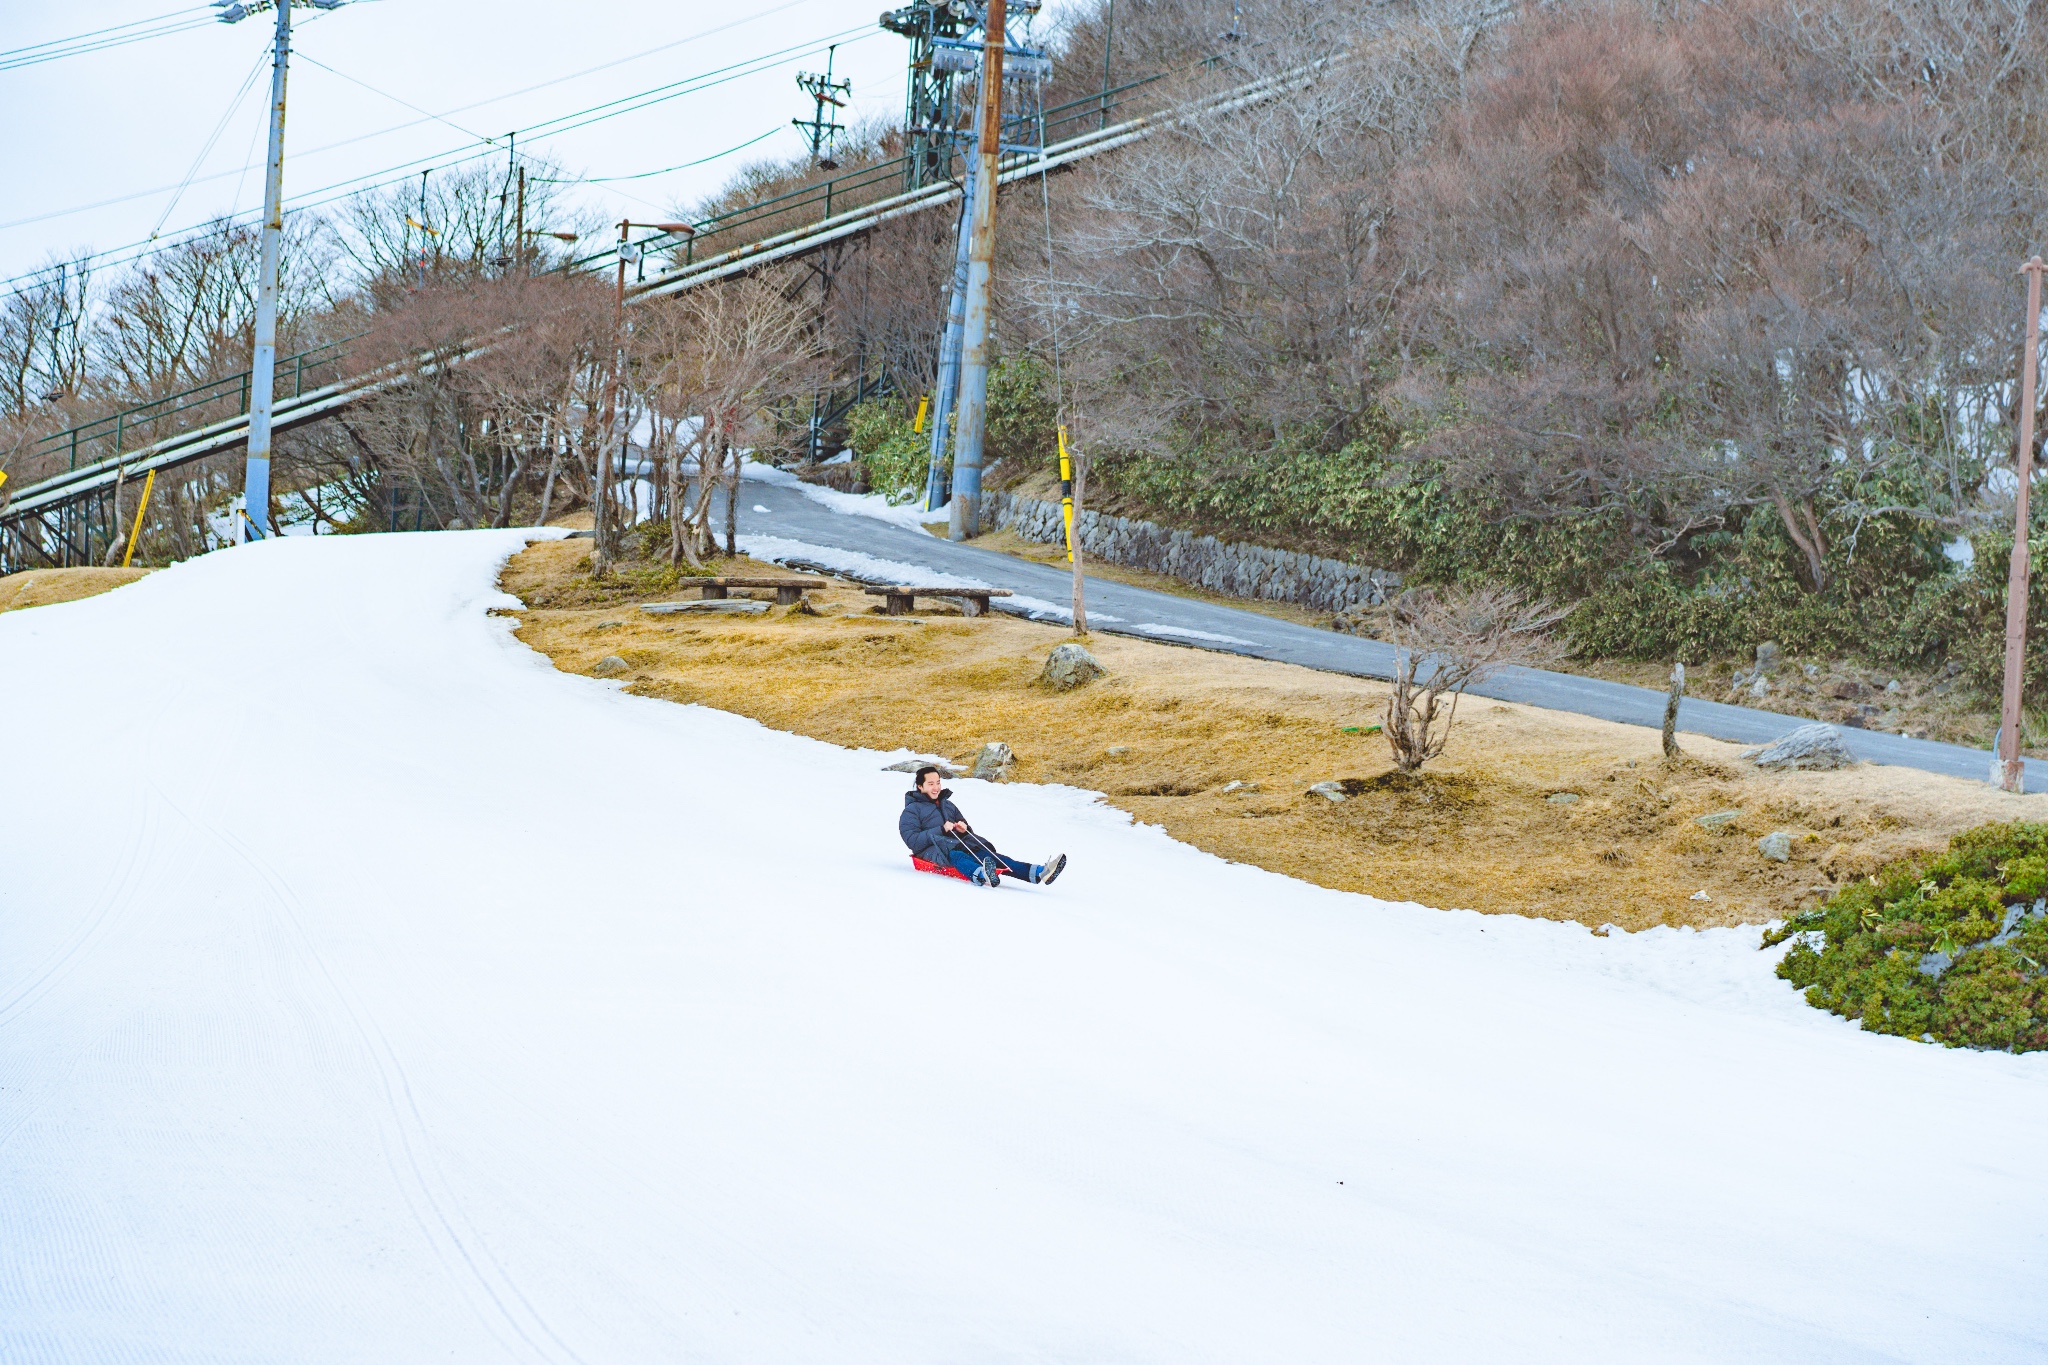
[{"left": 900, "top": 787, "right": 969, "bottom": 862}]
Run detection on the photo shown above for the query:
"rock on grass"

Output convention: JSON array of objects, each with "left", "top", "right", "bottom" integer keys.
[{"left": 1040, "top": 643, "right": 1106, "bottom": 691}]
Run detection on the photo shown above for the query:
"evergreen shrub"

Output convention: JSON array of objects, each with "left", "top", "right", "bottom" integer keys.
[
  {"left": 1764, "top": 822, "right": 2048, "bottom": 1051},
  {"left": 1098, "top": 436, "right": 1965, "bottom": 666}
]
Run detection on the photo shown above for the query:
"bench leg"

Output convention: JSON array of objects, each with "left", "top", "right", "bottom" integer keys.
[
  {"left": 700, "top": 585, "right": 729, "bottom": 599},
  {"left": 776, "top": 587, "right": 802, "bottom": 606},
  {"left": 885, "top": 593, "right": 913, "bottom": 615},
  {"left": 959, "top": 596, "right": 985, "bottom": 617}
]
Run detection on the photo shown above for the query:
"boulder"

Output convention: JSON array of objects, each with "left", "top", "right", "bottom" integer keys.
[
  {"left": 1757, "top": 830, "right": 1793, "bottom": 862},
  {"left": 968, "top": 742, "right": 1015, "bottom": 781},
  {"left": 1307, "top": 781, "right": 1347, "bottom": 802},
  {"left": 1742, "top": 723, "right": 1855, "bottom": 772},
  {"left": 1546, "top": 792, "right": 1581, "bottom": 805},
  {"left": 1754, "top": 641, "right": 1782, "bottom": 675},
  {"left": 1040, "top": 642, "right": 1107, "bottom": 691},
  {"left": 590, "top": 655, "right": 629, "bottom": 677},
  {"left": 1222, "top": 780, "right": 1261, "bottom": 794},
  {"left": 1695, "top": 809, "right": 1743, "bottom": 830}
]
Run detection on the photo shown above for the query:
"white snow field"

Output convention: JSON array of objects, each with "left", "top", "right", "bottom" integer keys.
[{"left": 3, "top": 530, "right": 2046, "bottom": 1364}]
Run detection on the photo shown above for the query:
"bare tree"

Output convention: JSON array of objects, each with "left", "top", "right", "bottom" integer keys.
[
  {"left": 633, "top": 271, "right": 825, "bottom": 566},
  {"left": 342, "top": 271, "right": 612, "bottom": 531},
  {"left": 1381, "top": 586, "right": 1568, "bottom": 772}
]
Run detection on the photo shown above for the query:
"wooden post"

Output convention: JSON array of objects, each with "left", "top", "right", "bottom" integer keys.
[
  {"left": 1662, "top": 661, "right": 1685, "bottom": 760},
  {"left": 2000, "top": 257, "right": 2046, "bottom": 792}
]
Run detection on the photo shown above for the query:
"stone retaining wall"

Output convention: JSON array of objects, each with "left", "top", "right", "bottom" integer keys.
[{"left": 987, "top": 492, "right": 1399, "bottom": 616}]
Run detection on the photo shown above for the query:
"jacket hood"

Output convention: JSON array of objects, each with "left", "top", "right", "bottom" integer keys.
[{"left": 903, "top": 787, "right": 953, "bottom": 808}]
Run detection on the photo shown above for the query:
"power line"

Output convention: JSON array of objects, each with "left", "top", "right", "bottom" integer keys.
[
  {"left": 0, "top": 25, "right": 882, "bottom": 294},
  {"left": 149, "top": 42, "right": 274, "bottom": 240},
  {"left": 0, "top": 11, "right": 214, "bottom": 73},
  {"left": 291, "top": 51, "right": 494, "bottom": 144},
  {"left": 0, "top": 6, "right": 204, "bottom": 57},
  {"left": 531, "top": 128, "right": 783, "bottom": 183},
  {"left": 0, "top": 20, "right": 874, "bottom": 239}
]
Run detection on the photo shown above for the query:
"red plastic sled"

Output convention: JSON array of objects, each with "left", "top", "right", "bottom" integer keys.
[{"left": 911, "top": 855, "right": 982, "bottom": 884}]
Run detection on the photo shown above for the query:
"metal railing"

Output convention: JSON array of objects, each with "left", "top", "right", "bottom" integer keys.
[
  {"left": 575, "top": 66, "right": 1197, "bottom": 279},
  {"left": 2, "top": 48, "right": 1282, "bottom": 564},
  {"left": 24, "top": 336, "right": 354, "bottom": 475}
]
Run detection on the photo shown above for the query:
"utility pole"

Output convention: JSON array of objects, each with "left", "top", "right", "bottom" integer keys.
[
  {"left": 1099, "top": 0, "right": 1114, "bottom": 129},
  {"left": 922, "top": 153, "right": 977, "bottom": 511},
  {"left": 794, "top": 46, "right": 851, "bottom": 169},
  {"left": 213, "top": 1, "right": 349, "bottom": 539},
  {"left": 238, "top": 1, "right": 291, "bottom": 538},
  {"left": 1999, "top": 255, "right": 2046, "bottom": 792},
  {"left": 949, "top": 0, "right": 1006, "bottom": 541},
  {"left": 514, "top": 167, "right": 526, "bottom": 272}
]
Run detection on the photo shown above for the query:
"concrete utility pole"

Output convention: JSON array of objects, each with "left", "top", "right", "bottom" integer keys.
[
  {"left": 948, "top": 0, "right": 1006, "bottom": 541},
  {"left": 214, "top": 0, "right": 346, "bottom": 539},
  {"left": 246, "top": 0, "right": 293, "bottom": 540},
  {"left": 1998, "top": 255, "right": 2046, "bottom": 792},
  {"left": 922, "top": 154, "right": 976, "bottom": 511}
]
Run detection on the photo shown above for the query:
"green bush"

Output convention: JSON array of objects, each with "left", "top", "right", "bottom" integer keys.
[
  {"left": 846, "top": 400, "right": 933, "bottom": 505},
  {"left": 1764, "top": 821, "right": 2048, "bottom": 1051},
  {"left": 1097, "top": 431, "right": 1966, "bottom": 665},
  {"left": 985, "top": 353, "right": 1059, "bottom": 474}
]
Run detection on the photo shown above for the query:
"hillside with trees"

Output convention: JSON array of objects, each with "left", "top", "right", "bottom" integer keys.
[{"left": 5, "top": 0, "right": 2043, "bottom": 731}]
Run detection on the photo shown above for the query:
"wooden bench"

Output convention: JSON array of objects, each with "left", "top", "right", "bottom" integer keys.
[
  {"left": 863, "top": 585, "right": 1013, "bottom": 617},
  {"left": 686, "top": 576, "right": 829, "bottom": 606}
]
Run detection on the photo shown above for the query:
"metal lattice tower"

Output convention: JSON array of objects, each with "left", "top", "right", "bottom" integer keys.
[
  {"left": 881, "top": 1, "right": 978, "bottom": 190},
  {"left": 883, "top": 1, "right": 1051, "bottom": 190}
]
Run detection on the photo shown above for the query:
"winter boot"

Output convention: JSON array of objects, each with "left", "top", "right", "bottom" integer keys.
[{"left": 1036, "top": 853, "right": 1067, "bottom": 886}]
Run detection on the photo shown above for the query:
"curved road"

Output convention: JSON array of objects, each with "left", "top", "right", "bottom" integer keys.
[{"left": 732, "top": 479, "right": 2045, "bottom": 793}]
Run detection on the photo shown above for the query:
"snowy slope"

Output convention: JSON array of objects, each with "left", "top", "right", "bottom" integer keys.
[{"left": 1, "top": 530, "right": 2044, "bottom": 1365}]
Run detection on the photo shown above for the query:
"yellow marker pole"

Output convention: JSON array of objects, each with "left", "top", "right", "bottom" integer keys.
[
  {"left": 912, "top": 394, "right": 931, "bottom": 435},
  {"left": 1057, "top": 425, "right": 1076, "bottom": 564},
  {"left": 121, "top": 468, "right": 156, "bottom": 568}
]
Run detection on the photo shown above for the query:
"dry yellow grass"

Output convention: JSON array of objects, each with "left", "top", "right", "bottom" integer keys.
[
  {"left": 503, "top": 538, "right": 2046, "bottom": 928},
  {"left": 0, "top": 567, "right": 151, "bottom": 613}
]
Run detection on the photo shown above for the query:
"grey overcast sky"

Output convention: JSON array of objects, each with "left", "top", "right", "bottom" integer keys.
[{"left": 0, "top": 1, "right": 1064, "bottom": 287}]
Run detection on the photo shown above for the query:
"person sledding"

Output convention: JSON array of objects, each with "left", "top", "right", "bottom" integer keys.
[{"left": 899, "top": 765, "right": 1067, "bottom": 888}]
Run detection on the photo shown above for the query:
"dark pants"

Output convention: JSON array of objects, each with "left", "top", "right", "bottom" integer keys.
[{"left": 945, "top": 846, "right": 1036, "bottom": 883}]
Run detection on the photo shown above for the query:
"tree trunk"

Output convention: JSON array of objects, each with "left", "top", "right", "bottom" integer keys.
[
  {"left": 535, "top": 438, "right": 562, "bottom": 527},
  {"left": 723, "top": 440, "right": 739, "bottom": 558},
  {"left": 1070, "top": 456, "right": 1089, "bottom": 635},
  {"left": 1769, "top": 486, "right": 1827, "bottom": 591}
]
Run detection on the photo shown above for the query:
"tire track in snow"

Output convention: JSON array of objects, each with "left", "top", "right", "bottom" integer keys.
[{"left": 152, "top": 782, "right": 591, "bottom": 1365}]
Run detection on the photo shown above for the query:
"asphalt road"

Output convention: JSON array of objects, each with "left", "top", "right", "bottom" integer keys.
[{"left": 732, "top": 479, "right": 2045, "bottom": 793}]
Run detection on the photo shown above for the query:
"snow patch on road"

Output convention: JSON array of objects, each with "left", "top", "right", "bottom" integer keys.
[
  {"left": 1131, "top": 622, "right": 1258, "bottom": 645},
  {"left": 741, "top": 459, "right": 945, "bottom": 533},
  {"left": 735, "top": 533, "right": 988, "bottom": 588}
]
